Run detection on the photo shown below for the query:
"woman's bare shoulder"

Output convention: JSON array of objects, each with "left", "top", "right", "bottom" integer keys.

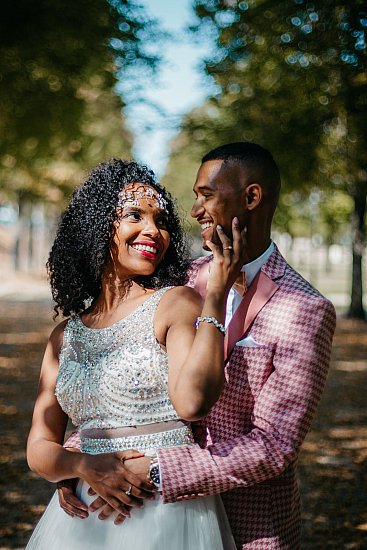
[
  {"left": 155, "top": 286, "right": 202, "bottom": 331},
  {"left": 164, "top": 286, "right": 203, "bottom": 308},
  {"left": 154, "top": 287, "right": 202, "bottom": 346},
  {"left": 48, "top": 318, "right": 69, "bottom": 353}
]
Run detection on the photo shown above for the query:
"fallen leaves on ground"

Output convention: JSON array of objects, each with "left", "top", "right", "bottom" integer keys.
[{"left": 0, "top": 302, "right": 366, "bottom": 549}]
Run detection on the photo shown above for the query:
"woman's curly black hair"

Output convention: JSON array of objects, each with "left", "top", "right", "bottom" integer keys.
[{"left": 47, "top": 159, "right": 190, "bottom": 317}]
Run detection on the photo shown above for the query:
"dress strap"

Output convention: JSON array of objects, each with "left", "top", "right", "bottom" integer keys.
[
  {"left": 145, "top": 286, "right": 173, "bottom": 307},
  {"left": 143, "top": 286, "right": 174, "bottom": 322}
]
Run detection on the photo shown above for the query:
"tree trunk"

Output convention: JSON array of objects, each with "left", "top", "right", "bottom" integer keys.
[{"left": 348, "top": 186, "right": 366, "bottom": 319}]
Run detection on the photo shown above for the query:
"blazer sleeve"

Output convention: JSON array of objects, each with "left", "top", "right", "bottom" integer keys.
[
  {"left": 158, "top": 295, "right": 336, "bottom": 502},
  {"left": 63, "top": 430, "right": 81, "bottom": 449}
]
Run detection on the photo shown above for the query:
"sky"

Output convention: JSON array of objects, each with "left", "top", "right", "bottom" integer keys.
[{"left": 122, "top": 0, "right": 213, "bottom": 175}]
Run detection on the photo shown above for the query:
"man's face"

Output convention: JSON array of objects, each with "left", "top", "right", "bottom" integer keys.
[{"left": 191, "top": 159, "right": 247, "bottom": 250}]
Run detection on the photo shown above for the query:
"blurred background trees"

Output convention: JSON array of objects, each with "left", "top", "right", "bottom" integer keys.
[
  {"left": 0, "top": 0, "right": 162, "bottom": 197},
  {"left": 0, "top": 0, "right": 160, "bottom": 269},
  {"left": 0, "top": 0, "right": 365, "bottom": 318},
  {"left": 163, "top": 0, "right": 366, "bottom": 318}
]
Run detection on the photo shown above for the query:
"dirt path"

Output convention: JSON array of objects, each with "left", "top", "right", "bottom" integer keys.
[{"left": 0, "top": 301, "right": 366, "bottom": 549}]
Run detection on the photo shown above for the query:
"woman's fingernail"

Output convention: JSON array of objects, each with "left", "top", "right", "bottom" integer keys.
[
  {"left": 233, "top": 217, "right": 239, "bottom": 225},
  {"left": 217, "top": 224, "right": 222, "bottom": 230}
]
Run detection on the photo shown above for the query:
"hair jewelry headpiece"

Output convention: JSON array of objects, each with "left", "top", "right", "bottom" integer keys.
[{"left": 117, "top": 184, "right": 168, "bottom": 212}]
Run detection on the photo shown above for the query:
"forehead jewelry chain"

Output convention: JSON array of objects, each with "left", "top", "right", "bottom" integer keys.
[{"left": 118, "top": 184, "right": 168, "bottom": 212}]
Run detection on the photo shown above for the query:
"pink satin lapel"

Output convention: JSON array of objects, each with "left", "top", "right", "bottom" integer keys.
[{"left": 225, "top": 271, "right": 279, "bottom": 361}]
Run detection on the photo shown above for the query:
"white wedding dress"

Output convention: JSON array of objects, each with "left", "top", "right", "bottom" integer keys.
[{"left": 26, "top": 288, "right": 236, "bottom": 549}]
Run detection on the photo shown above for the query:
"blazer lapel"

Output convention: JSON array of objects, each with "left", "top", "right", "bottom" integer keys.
[
  {"left": 192, "top": 245, "right": 287, "bottom": 362},
  {"left": 225, "top": 271, "right": 279, "bottom": 361}
]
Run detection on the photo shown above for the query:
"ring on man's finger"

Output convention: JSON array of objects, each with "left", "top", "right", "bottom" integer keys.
[
  {"left": 223, "top": 246, "right": 233, "bottom": 250},
  {"left": 125, "top": 485, "right": 133, "bottom": 496}
]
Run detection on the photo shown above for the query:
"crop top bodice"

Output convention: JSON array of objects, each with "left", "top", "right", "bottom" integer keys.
[{"left": 55, "top": 287, "right": 180, "bottom": 430}]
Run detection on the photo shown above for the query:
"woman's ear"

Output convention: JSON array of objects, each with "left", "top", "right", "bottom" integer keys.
[{"left": 245, "top": 183, "right": 262, "bottom": 211}]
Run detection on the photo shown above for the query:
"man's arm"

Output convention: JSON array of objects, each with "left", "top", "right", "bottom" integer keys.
[
  {"left": 63, "top": 430, "right": 81, "bottom": 449},
  {"left": 57, "top": 432, "right": 90, "bottom": 518},
  {"left": 158, "top": 297, "right": 336, "bottom": 502}
]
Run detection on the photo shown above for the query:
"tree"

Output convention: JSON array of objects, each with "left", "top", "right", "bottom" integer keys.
[
  {"left": 0, "top": 0, "right": 161, "bottom": 199},
  {"left": 0, "top": 0, "right": 161, "bottom": 270},
  {"left": 184, "top": 0, "right": 366, "bottom": 318}
]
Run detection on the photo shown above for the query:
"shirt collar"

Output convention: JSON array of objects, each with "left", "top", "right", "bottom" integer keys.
[{"left": 241, "top": 241, "right": 274, "bottom": 287}]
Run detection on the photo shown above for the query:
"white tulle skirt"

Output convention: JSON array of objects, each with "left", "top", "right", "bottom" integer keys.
[{"left": 26, "top": 479, "right": 236, "bottom": 549}]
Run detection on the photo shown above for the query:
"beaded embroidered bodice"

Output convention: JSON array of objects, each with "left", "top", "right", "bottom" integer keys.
[{"left": 55, "top": 287, "right": 180, "bottom": 430}]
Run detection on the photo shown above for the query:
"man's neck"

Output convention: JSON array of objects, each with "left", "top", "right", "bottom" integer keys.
[
  {"left": 245, "top": 238, "right": 272, "bottom": 264},
  {"left": 229, "top": 241, "right": 274, "bottom": 303}
]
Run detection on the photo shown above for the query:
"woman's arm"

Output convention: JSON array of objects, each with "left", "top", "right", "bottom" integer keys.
[
  {"left": 26, "top": 320, "right": 77, "bottom": 481},
  {"left": 26, "top": 322, "right": 154, "bottom": 512},
  {"left": 162, "top": 219, "right": 245, "bottom": 420}
]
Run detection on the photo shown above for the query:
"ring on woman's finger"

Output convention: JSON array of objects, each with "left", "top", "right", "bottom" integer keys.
[
  {"left": 125, "top": 485, "right": 133, "bottom": 496},
  {"left": 223, "top": 245, "right": 233, "bottom": 250}
]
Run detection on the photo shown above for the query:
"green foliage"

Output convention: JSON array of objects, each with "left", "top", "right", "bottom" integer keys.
[
  {"left": 319, "top": 190, "right": 353, "bottom": 242},
  {"left": 162, "top": 120, "right": 209, "bottom": 231},
  {"left": 180, "top": 0, "right": 367, "bottom": 223},
  {"left": 273, "top": 188, "right": 353, "bottom": 242},
  {"left": 163, "top": 0, "right": 366, "bottom": 315},
  {"left": 188, "top": 0, "right": 367, "bottom": 193},
  {"left": 0, "top": 0, "right": 160, "bottom": 201}
]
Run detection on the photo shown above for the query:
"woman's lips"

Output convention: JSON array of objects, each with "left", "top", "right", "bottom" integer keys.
[
  {"left": 130, "top": 242, "right": 159, "bottom": 260},
  {"left": 139, "top": 249, "right": 156, "bottom": 259}
]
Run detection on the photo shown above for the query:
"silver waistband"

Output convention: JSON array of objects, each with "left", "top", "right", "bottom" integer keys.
[{"left": 81, "top": 425, "right": 195, "bottom": 454}]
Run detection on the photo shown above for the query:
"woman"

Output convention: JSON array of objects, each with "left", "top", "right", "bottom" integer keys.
[{"left": 26, "top": 159, "right": 244, "bottom": 549}]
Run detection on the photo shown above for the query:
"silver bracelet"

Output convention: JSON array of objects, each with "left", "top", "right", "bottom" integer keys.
[{"left": 195, "top": 316, "right": 226, "bottom": 335}]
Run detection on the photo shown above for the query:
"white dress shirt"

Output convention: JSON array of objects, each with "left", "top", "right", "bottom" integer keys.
[{"left": 225, "top": 241, "right": 275, "bottom": 328}]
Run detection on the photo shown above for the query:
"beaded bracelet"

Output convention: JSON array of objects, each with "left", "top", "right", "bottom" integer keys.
[{"left": 195, "top": 316, "right": 226, "bottom": 335}]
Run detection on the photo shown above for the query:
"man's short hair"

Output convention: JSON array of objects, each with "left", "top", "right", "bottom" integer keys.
[{"left": 202, "top": 142, "right": 281, "bottom": 204}]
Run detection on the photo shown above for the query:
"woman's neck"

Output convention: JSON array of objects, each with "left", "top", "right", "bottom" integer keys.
[{"left": 93, "top": 278, "right": 147, "bottom": 313}]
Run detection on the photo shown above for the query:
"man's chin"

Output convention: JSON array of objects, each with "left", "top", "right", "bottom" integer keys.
[{"left": 201, "top": 233, "right": 219, "bottom": 251}]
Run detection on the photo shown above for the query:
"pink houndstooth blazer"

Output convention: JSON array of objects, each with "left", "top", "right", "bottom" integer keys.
[{"left": 157, "top": 245, "right": 336, "bottom": 549}]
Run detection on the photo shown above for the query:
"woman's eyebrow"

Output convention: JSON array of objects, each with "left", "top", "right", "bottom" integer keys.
[
  {"left": 122, "top": 205, "right": 145, "bottom": 212},
  {"left": 122, "top": 205, "right": 168, "bottom": 215}
]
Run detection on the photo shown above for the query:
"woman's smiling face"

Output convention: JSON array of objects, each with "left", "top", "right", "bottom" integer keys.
[{"left": 109, "top": 183, "right": 171, "bottom": 279}]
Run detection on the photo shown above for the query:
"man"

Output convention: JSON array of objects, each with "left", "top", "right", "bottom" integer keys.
[{"left": 58, "top": 142, "right": 336, "bottom": 548}]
